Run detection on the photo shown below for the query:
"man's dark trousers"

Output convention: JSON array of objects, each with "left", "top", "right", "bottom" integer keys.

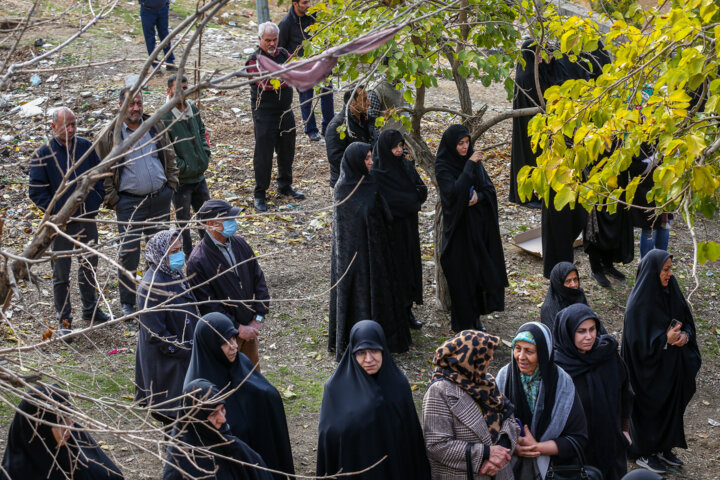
[
  {"left": 252, "top": 111, "right": 296, "bottom": 199},
  {"left": 52, "top": 221, "right": 100, "bottom": 323},
  {"left": 298, "top": 86, "right": 334, "bottom": 136},
  {"left": 140, "top": 5, "right": 175, "bottom": 66},
  {"left": 173, "top": 179, "right": 210, "bottom": 257},
  {"left": 116, "top": 184, "right": 173, "bottom": 306}
]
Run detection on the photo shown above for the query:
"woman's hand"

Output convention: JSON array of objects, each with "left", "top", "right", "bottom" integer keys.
[
  {"left": 667, "top": 323, "right": 683, "bottom": 345},
  {"left": 515, "top": 425, "right": 541, "bottom": 458},
  {"left": 468, "top": 190, "right": 478, "bottom": 207},
  {"left": 671, "top": 331, "right": 688, "bottom": 347},
  {"left": 469, "top": 151, "right": 482, "bottom": 163},
  {"left": 480, "top": 460, "right": 499, "bottom": 476},
  {"left": 623, "top": 431, "right": 632, "bottom": 446},
  {"left": 479, "top": 446, "right": 511, "bottom": 476}
]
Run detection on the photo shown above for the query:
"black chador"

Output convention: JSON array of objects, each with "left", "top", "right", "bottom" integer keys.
[
  {"left": 435, "top": 124, "right": 507, "bottom": 331},
  {"left": 540, "top": 261, "right": 588, "bottom": 328},
  {"left": 1, "top": 385, "right": 124, "bottom": 480},
  {"left": 621, "top": 250, "right": 701, "bottom": 458},
  {"left": 371, "top": 129, "right": 428, "bottom": 322},
  {"left": 184, "top": 313, "right": 295, "bottom": 480},
  {"left": 329, "top": 142, "right": 408, "bottom": 359},
  {"left": 317, "top": 320, "right": 431, "bottom": 480},
  {"left": 163, "top": 379, "right": 273, "bottom": 480}
]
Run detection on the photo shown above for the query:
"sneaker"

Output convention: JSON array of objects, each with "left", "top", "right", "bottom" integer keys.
[
  {"left": 636, "top": 455, "right": 668, "bottom": 474},
  {"left": 658, "top": 450, "right": 684, "bottom": 467},
  {"left": 605, "top": 265, "right": 627, "bottom": 280},
  {"left": 308, "top": 132, "right": 322, "bottom": 142},
  {"left": 591, "top": 271, "right": 611, "bottom": 288}
]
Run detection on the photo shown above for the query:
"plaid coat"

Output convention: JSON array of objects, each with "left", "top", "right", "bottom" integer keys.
[{"left": 423, "top": 380, "right": 519, "bottom": 480}]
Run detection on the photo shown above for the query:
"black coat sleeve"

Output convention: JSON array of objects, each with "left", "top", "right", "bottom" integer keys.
[
  {"left": 326, "top": 118, "right": 348, "bottom": 183},
  {"left": 186, "top": 257, "right": 233, "bottom": 318},
  {"left": 28, "top": 147, "right": 52, "bottom": 212},
  {"left": 554, "top": 392, "right": 589, "bottom": 461},
  {"left": 137, "top": 282, "right": 188, "bottom": 358}
]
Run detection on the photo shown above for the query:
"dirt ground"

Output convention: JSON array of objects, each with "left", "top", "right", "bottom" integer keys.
[{"left": 1, "top": 0, "right": 719, "bottom": 478}]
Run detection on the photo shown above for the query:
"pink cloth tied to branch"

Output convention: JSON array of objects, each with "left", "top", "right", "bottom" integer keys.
[{"left": 256, "top": 24, "right": 405, "bottom": 91}]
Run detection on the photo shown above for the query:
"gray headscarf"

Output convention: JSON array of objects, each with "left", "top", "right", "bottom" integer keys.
[{"left": 145, "top": 230, "right": 182, "bottom": 280}]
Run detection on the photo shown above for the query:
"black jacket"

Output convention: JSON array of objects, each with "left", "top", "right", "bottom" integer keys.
[
  {"left": 277, "top": 6, "right": 316, "bottom": 57},
  {"left": 245, "top": 47, "right": 293, "bottom": 113},
  {"left": 186, "top": 233, "right": 269, "bottom": 327},
  {"left": 325, "top": 109, "right": 373, "bottom": 187},
  {"left": 28, "top": 137, "right": 104, "bottom": 217}
]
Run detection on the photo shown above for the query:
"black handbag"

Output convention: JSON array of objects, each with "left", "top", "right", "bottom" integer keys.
[
  {"left": 546, "top": 436, "right": 603, "bottom": 480},
  {"left": 466, "top": 442, "right": 475, "bottom": 480}
]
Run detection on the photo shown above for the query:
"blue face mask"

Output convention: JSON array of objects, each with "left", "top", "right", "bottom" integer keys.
[
  {"left": 221, "top": 219, "right": 237, "bottom": 238},
  {"left": 168, "top": 251, "right": 185, "bottom": 271}
]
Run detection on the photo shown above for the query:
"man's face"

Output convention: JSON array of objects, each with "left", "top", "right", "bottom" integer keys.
[
  {"left": 350, "top": 89, "right": 369, "bottom": 116},
  {"left": 122, "top": 93, "right": 144, "bottom": 124},
  {"left": 259, "top": 30, "right": 278, "bottom": 55},
  {"left": 167, "top": 81, "right": 188, "bottom": 99},
  {"left": 294, "top": 0, "right": 310, "bottom": 16},
  {"left": 51, "top": 110, "right": 76, "bottom": 146}
]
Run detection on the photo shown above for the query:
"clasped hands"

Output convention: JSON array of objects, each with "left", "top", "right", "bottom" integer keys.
[
  {"left": 479, "top": 445, "right": 512, "bottom": 477},
  {"left": 667, "top": 323, "right": 688, "bottom": 347}
]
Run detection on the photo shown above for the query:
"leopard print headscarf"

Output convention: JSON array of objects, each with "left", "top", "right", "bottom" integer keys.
[{"left": 430, "top": 330, "right": 513, "bottom": 441}]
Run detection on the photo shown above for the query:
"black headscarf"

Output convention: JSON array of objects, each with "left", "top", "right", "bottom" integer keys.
[
  {"left": 184, "top": 313, "right": 295, "bottom": 480},
  {"left": 1, "top": 384, "right": 123, "bottom": 480},
  {"left": 502, "top": 322, "right": 558, "bottom": 440},
  {"left": 540, "top": 262, "right": 588, "bottom": 328},
  {"left": 553, "top": 304, "right": 620, "bottom": 480},
  {"left": 163, "top": 379, "right": 272, "bottom": 480},
  {"left": 317, "top": 320, "right": 430, "bottom": 480},
  {"left": 621, "top": 249, "right": 701, "bottom": 456},
  {"left": 371, "top": 129, "right": 420, "bottom": 217},
  {"left": 334, "top": 142, "right": 375, "bottom": 203}
]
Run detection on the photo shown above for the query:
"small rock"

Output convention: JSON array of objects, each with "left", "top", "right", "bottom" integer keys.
[
  {"left": 33, "top": 38, "right": 44, "bottom": 47},
  {"left": 80, "top": 91, "right": 92, "bottom": 98},
  {"left": 29, "top": 74, "right": 42, "bottom": 86},
  {"left": 243, "top": 47, "right": 254, "bottom": 55}
]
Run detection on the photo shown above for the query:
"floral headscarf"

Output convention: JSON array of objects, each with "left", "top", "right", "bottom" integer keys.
[{"left": 430, "top": 330, "right": 513, "bottom": 441}]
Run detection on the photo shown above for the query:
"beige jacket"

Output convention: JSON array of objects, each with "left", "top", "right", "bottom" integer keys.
[
  {"left": 94, "top": 114, "right": 178, "bottom": 208},
  {"left": 423, "top": 380, "right": 519, "bottom": 480}
]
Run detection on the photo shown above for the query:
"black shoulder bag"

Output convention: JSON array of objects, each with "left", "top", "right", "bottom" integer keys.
[{"left": 546, "top": 436, "right": 603, "bottom": 480}]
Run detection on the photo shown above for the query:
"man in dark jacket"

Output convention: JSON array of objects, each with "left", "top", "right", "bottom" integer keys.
[
  {"left": 163, "top": 74, "right": 211, "bottom": 257},
  {"left": 325, "top": 86, "right": 372, "bottom": 187},
  {"left": 29, "top": 107, "right": 110, "bottom": 338},
  {"left": 138, "top": 0, "right": 177, "bottom": 71},
  {"left": 245, "top": 21, "right": 305, "bottom": 212},
  {"left": 95, "top": 87, "right": 179, "bottom": 317},
  {"left": 278, "top": 0, "right": 334, "bottom": 142},
  {"left": 186, "top": 199, "right": 270, "bottom": 369}
]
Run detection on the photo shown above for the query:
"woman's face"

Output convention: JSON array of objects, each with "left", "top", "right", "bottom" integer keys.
[
  {"left": 207, "top": 404, "right": 226, "bottom": 429},
  {"left": 563, "top": 270, "right": 580, "bottom": 289},
  {"left": 168, "top": 237, "right": 182, "bottom": 255},
  {"left": 574, "top": 318, "right": 597, "bottom": 353},
  {"left": 513, "top": 341, "right": 538, "bottom": 375},
  {"left": 391, "top": 142, "right": 404, "bottom": 157},
  {"left": 51, "top": 416, "right": 72, "bottom": 446},
  {"left": 221, "top": 336, "right": 238, "bottom": 363},
  {"left": 456, "top": 136, "right": 470, "bottom": 157},
  {"left": 355, "top": 349, "right": 383, "bottom": 375},
  {"left": 660, "top": 258, "right": 673, "bottom": 287},
  {"left": 364, "top": 150, "right": 373, "bottom": 171}
]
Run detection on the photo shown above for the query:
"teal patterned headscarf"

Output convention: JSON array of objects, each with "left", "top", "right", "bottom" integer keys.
[{"left": 512, "top": 330, "right": 541, "bottom": 412}]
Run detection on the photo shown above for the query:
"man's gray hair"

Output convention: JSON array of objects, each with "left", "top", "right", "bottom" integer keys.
[
  {"left": 258, "top": 22, "right": 279, "bottom": 38},
  {"left": 51, "top": 107, "right": 73, "bottom": 123}
]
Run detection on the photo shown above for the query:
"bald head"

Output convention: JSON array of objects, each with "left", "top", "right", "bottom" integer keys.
[{"left": 51, "top": 107, "right": 76, "bottom": 146}]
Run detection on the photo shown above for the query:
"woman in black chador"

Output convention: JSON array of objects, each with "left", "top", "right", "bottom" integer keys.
[
  {"left": 317, "top": 320, "right": 431, "bottom": 480},
  {"left": 329, "top": 142, "right": 408, "bottom": 360},
  {"left": 371, "top": 129, "right": 427, "bottom": 330},
  {"left": 622, "top": 250, "right": 701, "bottom": 474},
  {"left": 553, "top": 304, "right": 634, "bottom": 480},
  {"left": 1, "top": 384, "right": 123, "bottom": 479},
  {"left": 136, "top": 230, "right": 198, "bottom": 425},
  {"left": 435, "top": 124, "right": 507, "bottom": 332},
  {"left": 540, "top": 261, "right": 588, "bottom": 328},
  {"left": 184, "top": 312, "right": 294, "bottom": 480},
  {"left": 163, "top": 379, "right": 272, "bottom": 480}
]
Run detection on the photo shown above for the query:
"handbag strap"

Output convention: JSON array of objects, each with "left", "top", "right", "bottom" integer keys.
[
  {"left": 466, "top": 442, "right": 475, "bottom": 480},
  {"left": 564, "top": 435, "right": 587, "bottom": 465}
]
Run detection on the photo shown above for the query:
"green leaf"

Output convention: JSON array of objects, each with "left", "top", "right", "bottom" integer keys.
[
  {"left": 553, "top": 186, "right": 576, "bottom": 210},
  {"left": 698, "top": 241, "right": 720, "bottom": 264},
  {"left": 403, "top": 89, "right": 413, "bottom": 104}
]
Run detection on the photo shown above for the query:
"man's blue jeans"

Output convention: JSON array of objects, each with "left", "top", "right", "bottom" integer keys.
[
  {"left": 140, "top": 5, "right": 175, "bottom": 66},
  {"left": 297, "top": 86, "right": 334, "bottom": 136}
]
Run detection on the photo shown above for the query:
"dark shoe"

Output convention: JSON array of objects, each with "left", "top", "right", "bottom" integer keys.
[
  {"left": 475, "top": 319, "right": 488, "bottom": 332},
  {"left": 658, "top": 450, "right": 684, "bottom": 467},
  {"left": 408, "top": 310, "right": 423, "bottom": 330},
  {"left": 83, "top": 308, "right": 111, "bottom": 324},
  {"left": 278, "top": 187, "right": 306, "bottom": 200},
  {"left": 58, "top": 319, "right": 73, "bottom": 343},
  {"left": 121, "top": 303, "right": 136, "bottom": 318},
  {"left": 591, "top": 271, "right": 611, "bottom": 288},
  {"left": 605, "top": 265, "right": 627, "bottom": 280},
  {"left": 254, "top": 197, "right": 268, "bottom": 212},
  {"left": 308, "top": 132, "right": 322, "bottom": 142},
  {"left": 165, "top": 63, "right": 178, "bottom": 72},
  {"left": 636, "top": 455, "right": 668, "bottom": 474}
]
